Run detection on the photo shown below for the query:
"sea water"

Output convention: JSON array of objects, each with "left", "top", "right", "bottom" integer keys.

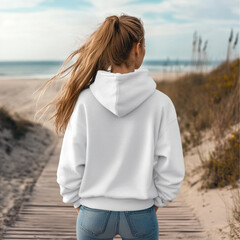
[{"left": 0, "top": 59, "right": 224, "bottom": 79}]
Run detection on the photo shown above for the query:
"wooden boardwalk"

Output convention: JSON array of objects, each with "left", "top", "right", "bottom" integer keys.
[{"left": 2, "top": 138, "right": 208, "bottom": 240}]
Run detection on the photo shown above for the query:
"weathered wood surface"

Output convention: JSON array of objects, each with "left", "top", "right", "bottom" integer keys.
[{"left": 2, "top": 138, "right": 208, "bottom": 240}]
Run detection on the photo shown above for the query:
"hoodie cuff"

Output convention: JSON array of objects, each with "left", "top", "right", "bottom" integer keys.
[
  {"left": 154, "top": 196, "right": 171, "bottom": 208},
  {"left": 73, "top": 199, "right": 82, "bottom": 208}
]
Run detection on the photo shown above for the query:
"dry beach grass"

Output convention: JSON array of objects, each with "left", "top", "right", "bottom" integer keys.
[{"left": 157, "top": 58, "right": 240, "bottom": 239}]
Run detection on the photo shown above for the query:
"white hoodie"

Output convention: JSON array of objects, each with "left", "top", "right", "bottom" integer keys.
[{"left": 56, "top": 67, "right": 185, "bottom": 211}]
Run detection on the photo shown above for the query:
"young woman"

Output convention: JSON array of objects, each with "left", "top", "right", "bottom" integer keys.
[{"left": 35, "top": 14, "right": 185, "bottom": 240}]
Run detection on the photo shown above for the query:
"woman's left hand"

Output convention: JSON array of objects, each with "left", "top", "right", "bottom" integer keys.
[{"left": 76, "top": 205, "right": 81, "bottom": 214}]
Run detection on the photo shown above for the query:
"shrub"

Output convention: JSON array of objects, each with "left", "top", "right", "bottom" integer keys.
[
  {"left": 200, "top": 129, "right": 240, "bottom": 189},
  {"left": 0, "top": 106, "right": 34, "bottom": 140}
]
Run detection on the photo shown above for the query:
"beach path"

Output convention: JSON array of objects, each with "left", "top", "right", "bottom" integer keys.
[{"left": 2, "top": 137, "right": 208, "bottom": 240}]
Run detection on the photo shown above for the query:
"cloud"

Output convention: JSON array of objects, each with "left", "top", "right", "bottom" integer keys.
[
  {"left": 0, "top": 8, "right": 99, "bottom": 60},
  {"left": 81, "top": 0, "right": 239, "bottom": 38},
  {"left": 0, "top": 0, "right": 238, "bottom": 60},
  {"left": 0, "top": 0, "right": 46, "bottom": 9}
]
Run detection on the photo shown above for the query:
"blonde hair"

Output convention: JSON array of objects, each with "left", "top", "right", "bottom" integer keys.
[{"left": 34, "top": 14, "right": 145, "bottom": 135}]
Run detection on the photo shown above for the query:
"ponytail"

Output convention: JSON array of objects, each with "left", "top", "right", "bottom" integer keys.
[{"left": 34, "top": 14, "right": 144, "bottom": 135}]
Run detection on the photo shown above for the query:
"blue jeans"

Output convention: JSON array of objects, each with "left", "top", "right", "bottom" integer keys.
[{"left": 76, "top": 204, "right": 158, "bottom": 240}]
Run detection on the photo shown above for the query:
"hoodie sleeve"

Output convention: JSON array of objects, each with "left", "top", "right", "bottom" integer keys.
[
  {"left": 56, "top": 99, "right": 86, "bottom": 209},
  {"left": 153, "top": 98, "right": 185, "bottom": 208}
]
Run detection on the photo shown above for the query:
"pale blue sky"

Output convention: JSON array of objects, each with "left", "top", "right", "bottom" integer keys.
[{"left": 0, "top": 0, "right": 239, "bottom": 61}]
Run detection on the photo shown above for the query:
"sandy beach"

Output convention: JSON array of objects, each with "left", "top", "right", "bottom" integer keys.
[
  {"left": 0, "top": 76, "right": 60, "bottom": 237},
  {"left": 0, "top": 72, "right": 238, "bottom": 239},
  {"left": 179, "top": 124, "right": 240, "bottom": 240}
]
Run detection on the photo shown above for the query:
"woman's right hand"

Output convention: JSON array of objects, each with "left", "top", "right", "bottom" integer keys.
[{"left": 154, "top": 205, "right": 158, "bottom": 212}]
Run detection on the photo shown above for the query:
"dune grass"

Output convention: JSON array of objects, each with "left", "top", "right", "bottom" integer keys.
[
  {"left": 156, "top": 58, "right": 240, "bottom": 188},
  {"left": 156, "top": 58, "right": 239, "bottom": 153},
  {"left": 0, "top": 106, "right": 35, "bottom": 140},
  {"left": 200, "top": 128, "right": 239, "bottom": 189}
]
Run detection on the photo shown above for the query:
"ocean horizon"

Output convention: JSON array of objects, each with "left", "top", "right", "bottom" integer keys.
[{"left": 0, "top": 59, "right": 224, "bottom": 79}]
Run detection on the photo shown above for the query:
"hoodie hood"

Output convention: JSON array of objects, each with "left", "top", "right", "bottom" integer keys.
[{"left": 89, "top": 68, "right": 156, "bottom": 117}]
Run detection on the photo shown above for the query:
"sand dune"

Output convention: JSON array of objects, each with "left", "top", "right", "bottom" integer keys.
[{"left": 0, "top": 77, "right": 60, "bottom": 236}]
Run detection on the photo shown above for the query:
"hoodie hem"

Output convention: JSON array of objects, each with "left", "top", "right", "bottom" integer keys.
[{"left": 79, "top": 197, "right": 154, "bottom": 211}]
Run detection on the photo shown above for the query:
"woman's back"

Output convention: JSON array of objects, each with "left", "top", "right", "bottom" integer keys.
[{"left": 56, "top": 67, "right": 185, "bottom": 211}]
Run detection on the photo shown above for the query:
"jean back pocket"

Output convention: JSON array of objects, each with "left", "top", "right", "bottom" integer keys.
[
  {"left": 124, "top": 205, "right": 155, "bottom": 238},
  {"left": 78, "top": 205, "right": 111, "bottom": 236}
]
